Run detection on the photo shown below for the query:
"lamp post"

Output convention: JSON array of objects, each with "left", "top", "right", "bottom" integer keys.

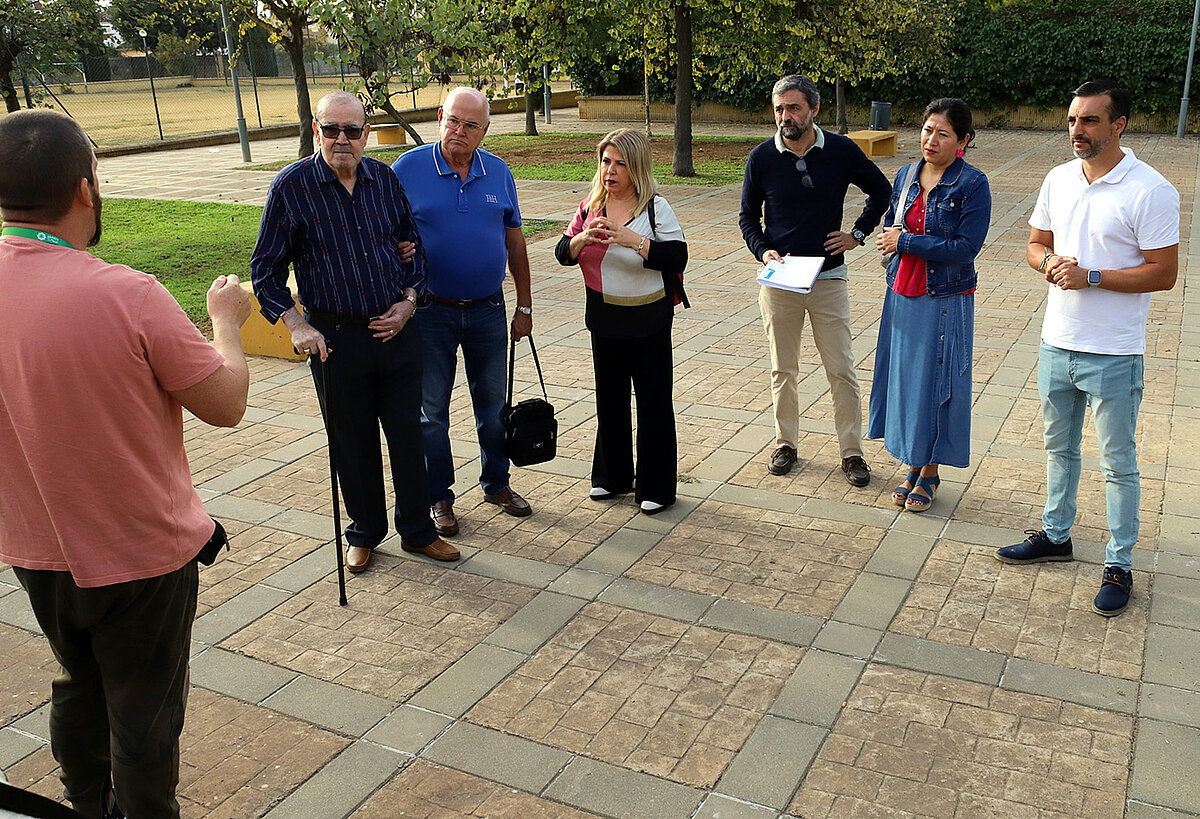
[
  {"left": 1179, "top": 0, "right": 1200, "bottom": 137},
  {"left": 219, "top": 1, "right": 252, "bottom": 162},
  {"left": 139, "top": 30, "right": 163, "bottom": 140}
]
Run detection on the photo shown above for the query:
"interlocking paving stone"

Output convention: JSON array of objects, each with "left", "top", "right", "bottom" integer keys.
[
  {"left": 407, "top": 643, "right": 527, "bottom": 717},
  {"left": 0, "top": 728, "right": 44, "bottom": 771},
  {"left": 262, "top": 740, "right": 403, "bottom": 819},
  {"left": 469, "top": 602, "right": 802, "bottom": 788},
  {"left": 0, "top": 592, "right": 39, "bottom": 634},
  {"left": 1147, "top": 572, "right": 1200, "bottom": 627},
  {"left": 197, "top": 457, "right": 285, "bottom": 493},
  {"left": 864, "top": 529, "right": 939, "bottom": 580},
  {"left": 771, "top": 650, "right": 866, "bottom": 726},
  {"left": 789, "top": 663, "right": 1132, "bottom": 818},
  {"left": 1125, "top": 802, "right": 1199, "bottom": 819},
  {"left": 262, "top": 541, "right": 339, "bottom": 593},
  {"left": 203, "top": 493, "right": 287, "bottom": 525},
  {"left": 1002, "top": 657, "right": 1138, "bottom": 714},
  {"left": 191, "top": 646, "right": 298, "bottom": 704},
  {"left": 353, "top": 759, "right": 600, "bottom": 818},
  {"left": 875, "top": 633, "right": 1006, "bottom": 686},
  {"left": 698, "top": 599, "right": 821, "bottom": 647},
  {"left": 546, "top": 568, "right": 617, "bottom": 600},
  {"left": 9, "top": 706, "right": 48, "bottom": 741},
  {"left": 192, "top": 584, "right": 292, "bottom": 645},
  {"left": 260, "top": 433, "right": 331, "bottom": 464},
  {"left": 574, "top": 530, "right": 662, "bottom": 576},
  {"left": 831, "top": 573, "right": 911, "bottom": 630},
  {"left": 716, "top": 715, "right": 826, "bottom": 809},
  {"left": 597, "top": 577, "right": 716, "bottom": 623},
  {"left": 694, "top": 793, "right": 778, "bottom": 819},
  {"left": 1130, "top": 719, "right": 1200, "bottom": 814},
  {"left": 812, "top": 620, "right": 885, "bottom": 659},
  {"left": 262, "top": 675, "right": 392, "bottom": 736},
  {"left": 709, "top": 483, "right": 803, "bottom": 513},
  {"left": 263, "top": 508, "right": 338, "bottom": 541},
  {"left": 424, "top": 721, "right": 572, "bottom": 793},
  {"left": 485, "top": 591, "right": 587, "bottom": 654},
  {"left": 1143, "top": 623, "right": 1200, "bottom": 690},
  {"left": 544, "top": 755, "right": 705, "bottom": 818},
  {"left": 1139, "top": 682, "right": 1200, "bottom": 729},
  {"left": 459, "top": 547, "right": 565, "bottom": 589},
  {"left": 363, "top": 705, "right": 452, "bottom": 754}
]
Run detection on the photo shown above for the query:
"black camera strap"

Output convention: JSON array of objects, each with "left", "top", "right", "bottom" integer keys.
[{"left": 508, "top": 334, "right": 549, "bottom": 407}]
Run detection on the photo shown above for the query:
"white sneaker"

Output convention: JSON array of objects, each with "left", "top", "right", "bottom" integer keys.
[
  {"left": 640, "top": 500, "right": 667, "bottom": 514},
  {"left": 590, "top": 487, "right": 615, "bottom": 500}
]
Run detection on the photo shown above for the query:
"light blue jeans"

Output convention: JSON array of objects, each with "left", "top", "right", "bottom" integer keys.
[{"left": 1038, "top": 342, "right": 1143, "bottom": 569}]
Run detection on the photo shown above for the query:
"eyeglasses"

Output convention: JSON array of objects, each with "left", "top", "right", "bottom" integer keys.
[
  {"left": 794, "top": 158, "right": 814, "bottom": 189},
  {"left": 443, "top": 114, "right": 484, "bottom": 134},
  {"left": 319, "top": 122, "right": 365, "bottom": 140}
]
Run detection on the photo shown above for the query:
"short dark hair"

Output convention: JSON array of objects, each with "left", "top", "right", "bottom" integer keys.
[
  {"left": 924, "top": 98, "right": 976, "bottom": 149},
  {"left": 772, "top": 75, "right": 820, "bottom": 110},
  {"left": 1073, "top": 80, "right": 1132, "bottom": 123},
  {"left": 0, "top": 110, "right": 93, "bottom": 223}
]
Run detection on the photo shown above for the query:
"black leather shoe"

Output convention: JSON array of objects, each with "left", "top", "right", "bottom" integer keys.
[
  {"left": 768, "top": 446, "right": 797, "bottom": 475},
  {"left": 995, "top": 530, "right": 1073, "bottom": 564},
  {"left": 842, "top": 456, "right": 871, "bottom": 487}
]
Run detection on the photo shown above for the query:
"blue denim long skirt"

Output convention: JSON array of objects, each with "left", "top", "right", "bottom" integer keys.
[{"left": 867, "top": 288, "right": 973, "bottom": 468}]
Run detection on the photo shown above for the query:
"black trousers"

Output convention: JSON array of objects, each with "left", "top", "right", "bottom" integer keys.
[
  {"left": 308, "top": 315, "right": 437, "bottom": 549},
  {"left": 15, "top": 561, "right": 198, "bottom": 819},
  {"left": 590, "top": 325, "right": 677, "bottom": 505}
]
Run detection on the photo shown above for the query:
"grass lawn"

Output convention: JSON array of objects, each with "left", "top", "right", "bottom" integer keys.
[
  {"left": 99, "top": 198, "right": 558, "bottom": 332},
  {"left": 243, "top": 133, "right": 760, "bottom": 187}
]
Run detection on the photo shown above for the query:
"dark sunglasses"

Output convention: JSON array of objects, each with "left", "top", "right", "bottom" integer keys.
[
  {"left": 319, "top": 122, "right": 365, "bottom": 140},
  {"left": 794, "top": 158, "right": 814, "bottom": 189}
]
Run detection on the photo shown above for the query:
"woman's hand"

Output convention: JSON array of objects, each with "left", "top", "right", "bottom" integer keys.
[
  {"left": 569, "top": 216, "right": 611, "bottom": 258},
  {"left": 592, "top": 216, "right": 643, "bottom": 250},
  {"left": 876, "top": 227, "right": 902, "bottom": 255}
]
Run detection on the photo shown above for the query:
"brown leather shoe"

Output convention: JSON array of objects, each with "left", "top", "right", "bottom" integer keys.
[
  {"left": 431, "top": 500, "right": 459, "bottom": 536},
  {"left": 401, "top": 537, "right": 461, "bottom": 561},
  {"left": 345, "top": 546, "right": 373, "bottom": 573},
  {"left": 484, "top": 486, "right": 533, "bottom": 517}
]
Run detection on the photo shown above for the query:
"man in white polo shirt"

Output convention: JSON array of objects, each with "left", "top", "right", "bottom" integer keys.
[{"left": 996, "top": 80, "right": 1179, "bottom": 617}]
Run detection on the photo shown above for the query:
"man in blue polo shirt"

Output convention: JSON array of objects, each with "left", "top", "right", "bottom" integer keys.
[{"left": 392, "top": 87, "right": 535, "bottom": 538}]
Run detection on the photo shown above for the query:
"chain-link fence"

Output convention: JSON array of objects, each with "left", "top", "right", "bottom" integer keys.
[{"left": 3, "top": 26, "right": 485, "bottom": 149}]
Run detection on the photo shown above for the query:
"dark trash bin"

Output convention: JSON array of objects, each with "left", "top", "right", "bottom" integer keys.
[{"left": 870, "top": 101, "right": 892, "bottom": 130}]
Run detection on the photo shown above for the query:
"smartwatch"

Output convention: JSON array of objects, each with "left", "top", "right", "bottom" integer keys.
[
  {"left": 851, "top": 229, "right": 866, "bottom": 246},
  {"left": 1087, "top": 269, "right": 1102, "bottom": 287}
]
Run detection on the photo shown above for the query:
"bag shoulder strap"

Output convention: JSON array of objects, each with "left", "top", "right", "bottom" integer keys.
[
  {"left": 507, "top": 335, "right": 549, "bottom": 407},
  {"left": 647, "top": 196, "right": 657, "bottom": 236},
  {"left": 887, "top": 163, "right": 921, "bottom": 229}
]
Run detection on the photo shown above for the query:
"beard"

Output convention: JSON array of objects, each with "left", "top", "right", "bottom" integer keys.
[
  {"left": 780, "top": 112, "right": 814, "bottom": 141},
  {"left": 87, "top": 183, "right": 102, "bottom": 247},
  {"left": 1072, "top": 133, "right": 1110, "bottom": 161}
]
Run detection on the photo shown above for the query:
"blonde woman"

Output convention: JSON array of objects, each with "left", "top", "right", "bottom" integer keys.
[{"left": 555, "top": 129, "right": 687, "bottom": 514}]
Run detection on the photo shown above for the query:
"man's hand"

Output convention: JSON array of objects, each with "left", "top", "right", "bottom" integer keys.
[
  {"left": 289, "top": 320, "right": 328, "bottom": 362},
  {"left": 824, "top": 231, "right": 860, "bottom": 255},
  {"left": 1046, "top": 255, "right": 1087, "bottom": 290},
  {"left": 398, "top": 241, "right": 416, "bottom": 263},
  {"left": 207, "top": 275, "right": 252, "bottom": 328},
  {"left": 512, "top": 309, "right": 532, "bottom": 340},
  {"left": 761, "top": 249, "right": 783, "bottom": 264},
  {"left": 368, "top": 299, "right": 415, "bottom": 342}
]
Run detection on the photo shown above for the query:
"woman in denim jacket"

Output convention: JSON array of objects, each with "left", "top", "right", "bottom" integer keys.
[{"left": 867, "top": 98, "right": 991, "bottom": 512}]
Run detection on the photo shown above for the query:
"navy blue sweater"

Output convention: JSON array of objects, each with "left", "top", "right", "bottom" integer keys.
[{"left": 739, "top": 131, "right": 892, "bottom": 271}]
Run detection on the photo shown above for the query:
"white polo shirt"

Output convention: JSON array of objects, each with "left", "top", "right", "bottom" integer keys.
[{"left": 1030, "top": 148, "right": 1179, "bottom": 355}]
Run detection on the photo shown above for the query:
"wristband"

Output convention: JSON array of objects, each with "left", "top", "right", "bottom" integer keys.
[
  {"left": 404, "top": 293, "right": 417, "bottom": 305},
  {"left": 637, "top": 236, "right": 646, "bottom": 254},
  {"left": 1038, "top": 250, "right": 1052, "bottom": 272},
  {"left": 516, "top": 306, "right": 532, "bottom": 315}
]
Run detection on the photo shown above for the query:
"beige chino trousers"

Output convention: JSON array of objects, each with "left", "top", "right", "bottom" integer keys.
[{"left": 759, "top": 279, "right": 864, "bottom": 459}]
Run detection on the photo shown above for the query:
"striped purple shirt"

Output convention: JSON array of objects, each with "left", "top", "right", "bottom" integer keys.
[{"left": 251, "top": 153, "right": 426, "bottom": 322}]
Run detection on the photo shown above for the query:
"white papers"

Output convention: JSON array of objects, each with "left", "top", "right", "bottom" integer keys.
[{"left": 756, "top": 256, "right": 824, "bottom": 294}]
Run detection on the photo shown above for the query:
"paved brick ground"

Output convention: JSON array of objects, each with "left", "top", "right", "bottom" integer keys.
[{"left": 1, "top": 109, "right": 1198, "bottom": 817}]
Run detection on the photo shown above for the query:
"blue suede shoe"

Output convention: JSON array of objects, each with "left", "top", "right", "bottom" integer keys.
[
  {"left": 1092, "top": 566, "right": 1133, "bottom": 617},
  {"left": 995, "top": 530, "right": 1073, "bottom": 564}
]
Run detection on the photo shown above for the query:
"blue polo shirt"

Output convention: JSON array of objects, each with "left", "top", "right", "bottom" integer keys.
[{"left": 392, "top": 143, "right": 522, "bottom": 300}]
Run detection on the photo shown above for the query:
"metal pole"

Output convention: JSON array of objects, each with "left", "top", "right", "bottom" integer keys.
[
  {"left": 246, "top": 36, "right": 263, "bottom": 129},
  {"left": 220, "top": 2, "right": 252, "bottom": 162},
  {"left": 139, "top": 31, "right": 164, "bottom": 140},
  {"left": 318, "top": 356, "right": 349, "bottom": 606},
  {"left": 543, "top": 63, "right": 551, "bottom": 124},
  {"left": 16, "top": 54, "right": 34, "bottom": 108},
  {"left": 1180, "top": 0, "right": 1200, "bottom": 137}
]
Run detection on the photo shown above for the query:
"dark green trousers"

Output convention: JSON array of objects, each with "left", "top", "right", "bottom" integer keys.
[{"left": 15, "top": 560, "right": 198, "bottom": 819}]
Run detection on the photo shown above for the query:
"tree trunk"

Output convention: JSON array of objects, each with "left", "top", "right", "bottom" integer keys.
[
  {"left": 836, "top": 77, "right": 848, "bottom": 134},
  {"left": 0, "top": 55, "right": 20, "bottom": 112},
  {"left": 279, "top": 14, "right": 313, "bottom": 157},
  {"left": 643, "top": 47, "right": 651, "bottom": 137},
  {"left": 524, "top": 85, "right": 538, "bottom": 136},
  {"left": 379, "top": 96, "right": 425, "bottom": 144},
  {"left": 672, "top": 0, "right": 694, "bottom": 177}
]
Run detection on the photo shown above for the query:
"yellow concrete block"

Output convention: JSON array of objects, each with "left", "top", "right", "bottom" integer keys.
[
  {"left": 239, "top": 280, "right": 305, "bottom": 361},
  {"left": 847, "top": 129, "right": 897, "bottom": 158},
  {"left": 375, "top": 124, "right": 406, "bottom": 146}
]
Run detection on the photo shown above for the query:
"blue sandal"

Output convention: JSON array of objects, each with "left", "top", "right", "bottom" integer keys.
[
  {"left": 904, "top": 474, "right": 940, "bottom": 513},
  {"left": 892, "top": 468, "right": 921, "bottom": 507}
]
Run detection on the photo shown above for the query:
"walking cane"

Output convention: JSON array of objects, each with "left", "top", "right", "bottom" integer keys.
[{"left": 316, "top": 353, "right": 349, "bottom": 606}]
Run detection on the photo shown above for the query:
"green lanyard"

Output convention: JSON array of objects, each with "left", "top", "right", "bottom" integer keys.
[{"left": 1, "top": 226, "right": 72, "bottom": 247}]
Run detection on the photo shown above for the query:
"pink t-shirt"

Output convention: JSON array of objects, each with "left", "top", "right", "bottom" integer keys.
[{"left": 0, "top": 236, "right": 224, "bottom": 587}]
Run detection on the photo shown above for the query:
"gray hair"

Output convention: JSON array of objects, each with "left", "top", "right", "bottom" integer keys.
[
  {"left": 315, "top": 90, "right": 366, "bottom": 124},
  {"left": 443, "top": 86, "right": 490, "bottom": 124},
  {"left": 772, "top": 75, "right": 820, "bottom": 109}
]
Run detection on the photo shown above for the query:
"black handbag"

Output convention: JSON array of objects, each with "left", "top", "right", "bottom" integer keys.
[{"left": 503, "top": 335, "right": 558, "bottom": 466}]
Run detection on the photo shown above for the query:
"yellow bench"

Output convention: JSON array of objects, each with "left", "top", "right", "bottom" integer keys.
[
  {"left": 238, "top": 279, "right": 305, "bottom": 361},
  {"left": 374, "top": 124, "right": 407, "bottom": 146},
  {"left": 847, "top": 129, "right": 897, "bottom": 158}
]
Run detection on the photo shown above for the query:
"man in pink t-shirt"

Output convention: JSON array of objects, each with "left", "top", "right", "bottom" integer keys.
[{"left": 0, "top": 111, "right": 251, "bottom": 818}]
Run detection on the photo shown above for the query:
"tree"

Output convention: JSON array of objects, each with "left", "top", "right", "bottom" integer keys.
[
  {"left": 109, "top": 0, "right": 220, "bottom": 49},
  {"left": 1, "top": 0, "right": 106, "bottom": 113}
]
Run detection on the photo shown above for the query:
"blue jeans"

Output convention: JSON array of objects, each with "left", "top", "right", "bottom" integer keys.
[
  {"left": 415, "top": 292, "right": 510, "bottom": 503},
  {"left": 1038, "top": 342, "right": 1143, "bottom": 569}
]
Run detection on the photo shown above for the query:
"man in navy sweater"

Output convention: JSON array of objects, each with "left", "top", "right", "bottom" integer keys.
[{"left": 740, "top": 74, "right": 891, "bottom": 486}]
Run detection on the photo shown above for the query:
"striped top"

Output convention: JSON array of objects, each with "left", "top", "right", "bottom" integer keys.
[{"left": 251, "top": 152, "right": 427, "bottom": 322}]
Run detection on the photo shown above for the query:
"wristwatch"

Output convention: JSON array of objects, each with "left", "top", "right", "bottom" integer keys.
[
  {"left": 851, "top": 229, "right": 867, "bottom": 246},
  {"left": 516, "top": 305, "right": 532, "bottom": 315},
  {"left": 1087, "top": 269, "right": 1102, "bottom": 287}
]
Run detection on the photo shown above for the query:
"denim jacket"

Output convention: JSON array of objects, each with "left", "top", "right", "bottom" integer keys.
[{"left": 884, "top": 157, "right": 991, "bottom": 297}]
